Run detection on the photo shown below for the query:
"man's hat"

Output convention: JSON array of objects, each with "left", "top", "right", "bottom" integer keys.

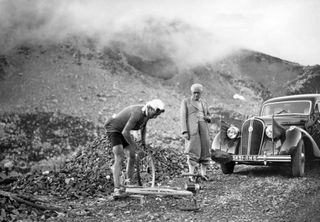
[
  {"left": 147, "top": 99, "right": 165, "bottom": 111},
  {"left": 191, "top": 83, "right": 203, "bottom": 92}
]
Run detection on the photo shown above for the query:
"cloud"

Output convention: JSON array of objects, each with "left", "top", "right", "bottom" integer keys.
[{"left": 0, "top": 0, "right": 319, "bottom": 65}]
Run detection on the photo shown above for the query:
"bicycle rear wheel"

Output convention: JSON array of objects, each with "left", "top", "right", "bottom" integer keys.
[{"left": 135, "top": 150, "right": 155, "bottom": 187}]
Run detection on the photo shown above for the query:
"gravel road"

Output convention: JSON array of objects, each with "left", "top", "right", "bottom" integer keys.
[{"left": 48, "top": 162, "right": 320, "bottom": 222}]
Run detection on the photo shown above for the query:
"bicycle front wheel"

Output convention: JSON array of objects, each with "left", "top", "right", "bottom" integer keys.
[{"left": 136, "top": 151, "right": 155, "bottom": 187}]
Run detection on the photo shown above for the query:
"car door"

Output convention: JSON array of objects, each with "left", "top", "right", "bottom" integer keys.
[{"left": 311, "top": 101, "right": 320, "bottom": 148}]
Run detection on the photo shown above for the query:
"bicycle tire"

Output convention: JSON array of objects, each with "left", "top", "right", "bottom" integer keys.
[
  {"left": 125, "top": 187, "right": 193, "bottom": 196},
  {"left": 135, "top": 150, "right": 156, "bottom": 187}
]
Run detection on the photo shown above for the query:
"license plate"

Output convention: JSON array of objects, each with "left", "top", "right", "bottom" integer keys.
[{"left": 232, "top": 155, "right": 258, "bottom": 161}]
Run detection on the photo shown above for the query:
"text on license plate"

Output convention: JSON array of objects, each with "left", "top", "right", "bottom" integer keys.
[{"left": 233, "top": 155, "right": 258, "bottom": 161}]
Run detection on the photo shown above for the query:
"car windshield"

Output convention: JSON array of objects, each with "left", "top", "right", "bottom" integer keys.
[{"left": 261, "top": 100, "right": 311, "bottom": 116}]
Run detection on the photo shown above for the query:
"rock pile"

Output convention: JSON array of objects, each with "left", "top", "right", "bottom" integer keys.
[
  {"left": 0, "top": 111, "right": 191, "bottom": 221},
  {"left": 9, "top": 135, "right": 188, "bottom": 198},
  {"left": 10, "top": 134, "right": 113, "bottom": 197},
  {"left": 0, "top": 111, "right": 101, "bottom": 176}
]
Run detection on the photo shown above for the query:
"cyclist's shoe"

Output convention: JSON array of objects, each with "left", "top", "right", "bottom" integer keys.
[{"left": 112, "top": 188, "right": 128, "bottom": 200}]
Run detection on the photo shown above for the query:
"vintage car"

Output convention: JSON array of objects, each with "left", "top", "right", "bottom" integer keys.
[{"left": 212, "top": 94, "right": 320, "bottom": 177}]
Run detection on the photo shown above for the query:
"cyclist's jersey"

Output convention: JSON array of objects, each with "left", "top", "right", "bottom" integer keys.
[{"left": 105, "top": 105, "right": 147, "bottom": 133}]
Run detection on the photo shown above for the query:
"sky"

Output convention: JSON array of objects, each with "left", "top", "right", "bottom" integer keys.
[{"left": 0, "top": 0, "right": 319, "bottom": 66}]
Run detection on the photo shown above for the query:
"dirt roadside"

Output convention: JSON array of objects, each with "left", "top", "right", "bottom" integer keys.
[{"left": 42, "top": 163, "right": 320, "bottom": 222}]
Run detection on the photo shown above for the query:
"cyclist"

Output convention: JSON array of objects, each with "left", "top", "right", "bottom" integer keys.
[{"left": 105, "top": 99, "right": 165, "bottom": 199}]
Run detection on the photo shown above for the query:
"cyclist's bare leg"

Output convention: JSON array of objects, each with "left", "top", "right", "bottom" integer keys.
[
  {"left": 124, "top": 144, "right": 136, "bottom": 182},
  {"left": 112, "top": 144, "right": 124, "bottom": 189}
]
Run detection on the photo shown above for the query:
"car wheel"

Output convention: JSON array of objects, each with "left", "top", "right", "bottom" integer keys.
[
  {"left": 220, "top": 162, "right": 235, "bottom": 174},
  {"left": 291, "top": 140, "right": 305, "bottom": 177}
]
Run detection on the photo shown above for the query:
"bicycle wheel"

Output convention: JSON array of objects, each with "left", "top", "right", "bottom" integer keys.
[{"left": 135, "top": 150, "right": 155, "bottom": 187}]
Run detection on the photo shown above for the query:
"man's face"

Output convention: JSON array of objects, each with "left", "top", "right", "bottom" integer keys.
[
  {"left": 192, "top": 91, "right": 201, "bottom": 101},
  {"left": 149, "top": 107, "right": 164, "bottom": 119}
]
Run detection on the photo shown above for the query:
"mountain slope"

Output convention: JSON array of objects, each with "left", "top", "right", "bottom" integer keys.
[
  {"left": 0, "top": 42, "right": 183, "bottom": 138},
  {"left": 0, "top": 39, "right": 316, "bottom": 138},
  {"left": 287, "top": 65, "right": 320, "bottom": 94}
]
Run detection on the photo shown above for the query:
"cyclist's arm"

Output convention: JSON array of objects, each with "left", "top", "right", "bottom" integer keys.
[{"left": 122, "top": 115, "right": 138, "bottom": 147}]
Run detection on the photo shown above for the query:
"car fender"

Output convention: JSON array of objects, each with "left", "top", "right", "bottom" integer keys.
[
  {"left": 281, "top": 126, "right": 320, "bottom": 157},
  {"left": 211, "top": 132, "right": 239, "bottom": 154},
  {"left": 299, "top": 128, "right": 320, "bottom": 157}
]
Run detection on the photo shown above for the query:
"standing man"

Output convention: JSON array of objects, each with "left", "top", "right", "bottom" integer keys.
[
  {"left": 180, "top": 83, "right": 212, "bottom": 181},
  {"left": 105, "top": 99, "right": 165, "bottom": 198}
]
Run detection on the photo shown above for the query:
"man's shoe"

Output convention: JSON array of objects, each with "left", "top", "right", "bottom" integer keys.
[{"left": 112, "top": 188, "right": 128, "bottom": 200}]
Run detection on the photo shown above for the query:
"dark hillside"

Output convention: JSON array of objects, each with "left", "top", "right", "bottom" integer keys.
[
  {"left": 212, "top": 49, "right": 304, "bottom": 98},
  {"left": 287, "top": 65, "right": 320, "bottom": 94},
  {"left": 0, "top": 39, "right": 312, "bottom": 128},
  {"left": 0, "top": 18, "right": 311, "bottom": 124}
]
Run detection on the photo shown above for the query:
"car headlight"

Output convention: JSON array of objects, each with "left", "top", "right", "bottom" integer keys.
[
  {"left": 266, "top": 125, "right": 273, "bottom": 138},
  {"left": 227, "top": 126, "right": 239, "bottom": 139}
]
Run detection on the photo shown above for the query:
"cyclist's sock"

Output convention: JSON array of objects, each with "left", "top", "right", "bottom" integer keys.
[{"left": 200, "top": 164, "right": 207, "bottom": 176}]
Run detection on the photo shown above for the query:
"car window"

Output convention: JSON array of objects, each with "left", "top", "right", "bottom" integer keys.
[{"left": 261, "top": 100, "right": 311, "bottom": 116}]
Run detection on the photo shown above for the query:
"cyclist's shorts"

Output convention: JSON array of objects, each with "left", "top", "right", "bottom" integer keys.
[{"left": 107, "top": 132, "right": 129, "bottom": 148}]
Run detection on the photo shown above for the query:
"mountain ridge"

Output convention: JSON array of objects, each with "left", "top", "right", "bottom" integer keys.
[{"left": 0, "top": 40, "right": 319, "bottom": 137}]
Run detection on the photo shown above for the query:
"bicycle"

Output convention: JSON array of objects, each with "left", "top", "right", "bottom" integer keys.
[
  {"left": 134, "top": 143, "right": 156, "bottom": 187},
  {"left": 117, "top": 143, "right": 203, "bottom": 211}
]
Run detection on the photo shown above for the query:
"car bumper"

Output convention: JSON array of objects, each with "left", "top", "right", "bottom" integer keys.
[{"left": 232, "top": 154, "right": 291, "bottom": 164}]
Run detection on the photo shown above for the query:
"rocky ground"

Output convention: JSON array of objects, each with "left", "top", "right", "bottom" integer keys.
[
  {"left": 1, "top": 42, "right": 320, "bottom": 221},
  {"left": 3, "top": 158, "right": 320, "bottom": 221},
  {"left": 1, "top": 114, "right": 320, "bottom": 221},
  {"left": 50, "top": 163, "right": 320, "bottom": 222}
]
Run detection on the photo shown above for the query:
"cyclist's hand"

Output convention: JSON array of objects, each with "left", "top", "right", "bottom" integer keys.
[
  {"left": 204, "top": 116, "right": 211, "bottom": 123},
  {"left": 182, "top": 132, "right": 190, "bottom": 140}
]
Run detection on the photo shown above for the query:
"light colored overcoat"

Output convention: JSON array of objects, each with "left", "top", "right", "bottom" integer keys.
[{"left": 180, "top": 97, "right": 211, "bottom": 165}]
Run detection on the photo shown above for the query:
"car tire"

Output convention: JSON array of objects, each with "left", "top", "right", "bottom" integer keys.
[
  {"left": 220, "top": 161, "right": 235, "bottom": 174},
  {"left": 291, "top": 140, "right": 305, "bottom": 177}
]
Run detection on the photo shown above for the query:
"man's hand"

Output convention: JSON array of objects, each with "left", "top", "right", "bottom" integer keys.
[{"left": 182, "top": 132, "right": 190, "bottom": 140}]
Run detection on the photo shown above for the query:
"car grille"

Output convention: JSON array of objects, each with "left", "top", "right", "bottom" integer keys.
[{"left": 240, "top": 118, "right": 265, "bottom": 155}]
